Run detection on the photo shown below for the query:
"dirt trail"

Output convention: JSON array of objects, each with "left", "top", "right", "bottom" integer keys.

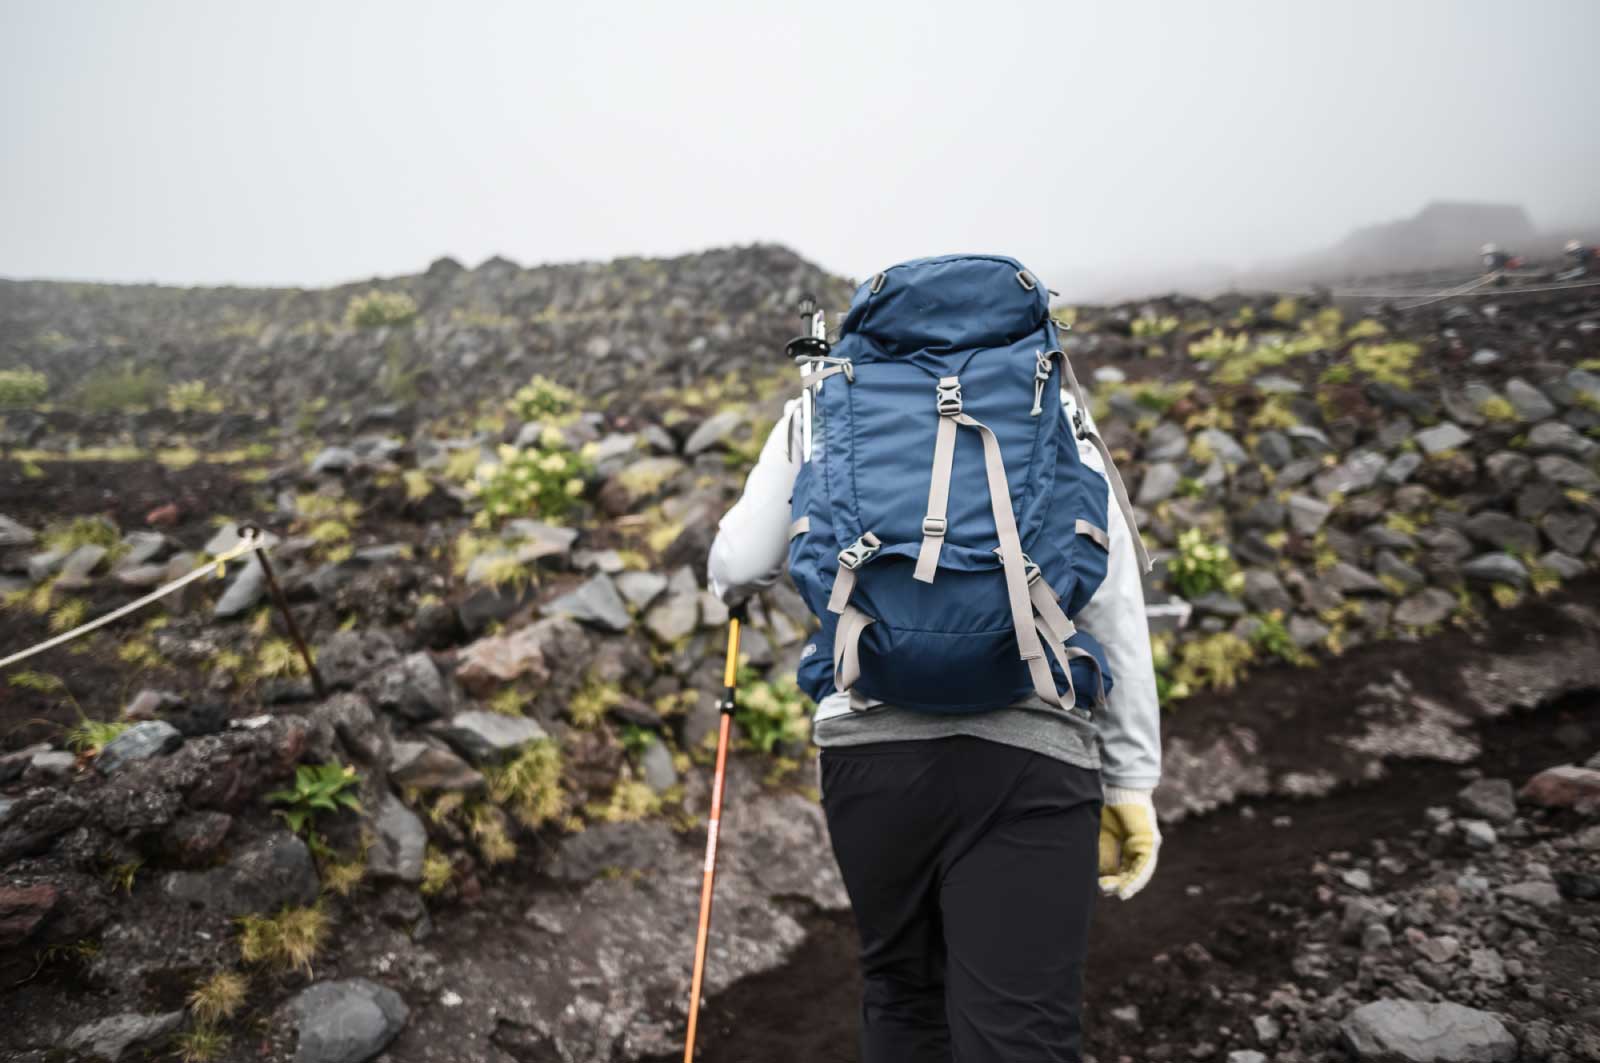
[{"left": 673, "top": 644, "right": 1600, "bottom": 1062}]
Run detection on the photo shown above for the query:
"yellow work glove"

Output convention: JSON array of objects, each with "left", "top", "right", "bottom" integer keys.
[{"left": 1099, "top": 786, "right": 1161, "bottom": 900}]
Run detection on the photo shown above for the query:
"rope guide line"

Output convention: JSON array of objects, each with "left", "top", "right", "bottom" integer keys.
[{"left": 0, "top": 529, "right": 265, "bottom": 672}]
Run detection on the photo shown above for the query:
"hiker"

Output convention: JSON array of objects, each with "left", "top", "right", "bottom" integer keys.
[
  {"left": 1564, "top": 239, "right": 1596, "bottom": 277},
  {"left": 1481, "top": 242, "right": 1521, "bottom": 274},
  {"left": 708, "top": 255, "right": 1161, "bottom": 1062}
]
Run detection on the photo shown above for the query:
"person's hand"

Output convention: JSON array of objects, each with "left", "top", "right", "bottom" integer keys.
[{"left": 1098, "top": 787, "right": 1161, "bottom": 900}]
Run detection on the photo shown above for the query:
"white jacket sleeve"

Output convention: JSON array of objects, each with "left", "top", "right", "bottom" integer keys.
[
  {"left": 1070, "top": 402, "right": 1163, "bottom": 790},
  {"left": 707, "top": 399, "right": 801, "bottom": 604}
]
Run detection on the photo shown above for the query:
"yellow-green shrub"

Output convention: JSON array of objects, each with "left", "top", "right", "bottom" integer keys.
[
  {"left": 468, "top": 443, "right": 591, "bottom": 525},
  {"left": 344, "top": 289, "right": 418, "bottom": 328},
  {"left": 1166, "top": 528, "right": 1240, "bottom": 599},
  {"left": 0, "top": 368, "right": 48, "bottom": 407},
  {"left": 509, "top": 374, "right": 580, "bottom": 422}
]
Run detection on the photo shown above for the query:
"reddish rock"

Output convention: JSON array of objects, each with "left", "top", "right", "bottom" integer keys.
[
  {"left": 145, "top": 502, "right": 180, "bottom": 527},
  {"left": 454, "top": 626, "right": 552, "bottom": 696},
  {"left": 1519, "top": 764, "right": 1600, "bottom": 809},
  {"left": 0, "top": 883, "right": 59, "bottom": 949},
  {"left": 162, "top": 810, "right": 234, "bottom": 865}
]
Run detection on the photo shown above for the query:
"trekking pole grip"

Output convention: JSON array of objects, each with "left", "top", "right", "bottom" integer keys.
[{"left": 719, "top": 611, "right": 744, "bottom": 715}]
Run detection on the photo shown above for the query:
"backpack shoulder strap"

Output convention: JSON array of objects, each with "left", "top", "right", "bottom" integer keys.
[{"left": 1043, "top": 349, "right": 1151, "bottom": 573}]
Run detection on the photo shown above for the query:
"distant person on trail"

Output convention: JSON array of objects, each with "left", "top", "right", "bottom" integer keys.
[
  {"left": 707, "top": 255, "right": 1162, "bottom": 1063},
  {"left": 1481, "top": 242, "right": 1522, "bottom": 275},
  {"left": 1564, "top": 239, "right": 1597, "bottom": 277}
]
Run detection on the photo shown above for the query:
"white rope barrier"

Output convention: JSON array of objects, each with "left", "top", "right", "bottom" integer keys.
[
  {"left": 1249, "top": 276, "right": 1600, "bottom": 302},
  {"left": 1388, "top": 272, "right": 1498, "bottom": 310},
  {"left": 0, "top": 531, "right": 264, "bottom": 672}
]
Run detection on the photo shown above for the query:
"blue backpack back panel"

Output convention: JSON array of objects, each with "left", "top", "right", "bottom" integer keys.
[{"left": 788, "top": 255, "right": 1115, "bottom": 714}]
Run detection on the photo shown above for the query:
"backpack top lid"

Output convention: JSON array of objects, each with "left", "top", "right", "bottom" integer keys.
[{"left": 840, "top": 254, "right": 1050, "bottom": 357}]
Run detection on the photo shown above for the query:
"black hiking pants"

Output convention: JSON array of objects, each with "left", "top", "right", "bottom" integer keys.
[{"left": 819, "top": 736, "right": 1102, "bottom": 1063}]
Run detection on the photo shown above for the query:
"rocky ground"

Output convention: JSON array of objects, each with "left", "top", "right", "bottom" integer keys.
[{"left": 1, "top": 248, "right": 1599, "bottom": 1061}]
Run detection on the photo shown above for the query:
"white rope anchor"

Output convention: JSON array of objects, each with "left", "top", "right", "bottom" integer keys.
[{"left": 0, "top": 529, "right": 266, "bottom": 672}]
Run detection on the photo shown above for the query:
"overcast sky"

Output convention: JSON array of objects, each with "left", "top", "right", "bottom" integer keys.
[{"left": 3, "top": 0, "right": 1598, "bottom": 295}]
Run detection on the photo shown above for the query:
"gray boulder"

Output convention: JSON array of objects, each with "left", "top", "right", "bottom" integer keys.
[
  {"left": 1285, "top": 424, "right": 1334, "bottom": 456},
  {"left": 308, "top": 446, "right": 360, "bottom": 475},
  {"left": 1242, "top": 569, "right": 1294, "bottom": 614},
  {"left": 1136, "top": 463, "right": 1182, "bottom": 506},
  {"left": 1394, "top": 589, "right": 1457, "bottom": 628},
  {"left": 389, "top": 741, "right": 484, "bottom": 792},
  {"left": 1288, "top": 614, "right": 1331, "bottom": 649},
  {"left": 1484, "top": 451, "right": 1533, "bottom": 492},
  {"left": 1327, "top": 562, "right": 1385, "bottom": 596},
  {"left": 616, "top": 569, "right": 669, "bottom": 610},
  {"left": 640, "top": 740, "right": 679, "bottom": 793},
  {"left": 96, "top": 721, "right": 183, "bottom": 775},
  {"left": 1376, "top": 552, "right": 1426, "bottom": 593},
  {"left": 684, "top": 410, "right": 746, "bottom": 456},
  {"left": 545, "top": 574, "right": 631, "bottom": 633},
  {"left": 63, "top": 1011, "right": 184, "bottom": 1061},
  {"left": 432, "top": 711, "right": 548, "bottom": 765},
  {"left": 1463, "top": 512, "right": 1539, "bottom": 556},
  {"left": 1143, "top": 422, "right": 1188, "bottom": 462},
  {"left": 1541, "top": 511, "right": 1595, "bottom": 556},
  {"left": 53, "top": 543, "right": 109, "bottom": 589},
  {"left": 1314, "top": 451, "right": 1386, "bottom": 497},
  {"left": 0, "top": 514, "right": 35, "bottom": 548},
  {"left": 1527, "top": 420, "right": 1597, "bottom": 459},
  {"left": 1254, "top": 430, "right": 1293, "bottom": 469},
  {"left": 367, "top": 793, "right": 426, "bottom": 883},
  {"left": 364, "top": 652, "right": 450, "bottom": 722},
  {"left": 1461, "top": 554, "right": 1528, "bottom": 588},
  {"left": 645, "top": 592, "right": 700, "bottom": 644},
  {"left": 118, "top": 531, "right": 167, "bottom": 567},
  {"left": 1197, "top": 428, "right": 1248, "bottom": 466},
  {"left": 213, "top": 557, "right": 267, "bottom": 619},
  {"left": 1457, "top": 778, "right": 1516, "bottom": 824},
  {"left": 161, "top": 832, "right": 319, "bottom": 917},
  {"left": 288, "top": 979, "right": 409, "bottom": 1063},
  {"left": 1415, "top": 422, "right": 1471, "bottom": 456},
  {"left": 1341, "top": 999, "right": 1515, "bottom": 1062},
  {"left": 1504, "top": 377, "right": 1555, "bottom": 421},
  {"left": 1536, "top": 455, "right": 1599, "bottom": 491},
  {"left": 1383, "top": 451, "right": 1422, "bottom": 484},
  {"left": 26, "top": 546, "right": 69, "bottom": 582},
  {"left": 1287, "top": 494, "right": 1332, "bottom": 535}
]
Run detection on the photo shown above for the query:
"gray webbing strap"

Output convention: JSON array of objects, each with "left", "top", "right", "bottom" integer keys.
[
  {"left": 827, "top": 568, "right": 854, "bottom": 614},
  {"left": 789, "top": 516, "right": 810, "bottom": 540},
  {"left": 799, "top": 364, "right": 850, "bottom": 389},
  {"left": 914, "top": 377, "right": 963, "bottom": 583},
  {"left": 1054, "top": 348, "right": 1093, "bottom": 422},
  {"left": 827, "top": 532, "right": 880, "bottom": 614},
  {"left": 833, "top": 605, "right": 875, "bottom": 693},
  {"left": 1082, "top": 430, "right": 1151, "bottom": 573},
  {"left": 1074, "top": 518, "right": 1109, "bottom": 550},
  {"left": 1033, "top": 619, "right": 1079, "bottom": 711},
  {"left": 952, "top": 411, "right": 1067, "bottom": 711},
  {"left": 1068, "top": 644, "right": 1107, "bottom": 707},
  {"left": 1029, "top": 577, "right": 1076, "bottom": 645},
  {"left": 1046, "top": 348, "right": 1152, "bottom": 573}
]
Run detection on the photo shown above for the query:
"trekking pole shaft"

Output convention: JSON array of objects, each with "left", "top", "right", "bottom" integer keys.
[
  {"left": 683, "top": 616, "right": 741, "bottom": 1061},
  {"left": 253, "top": 546, "right": 328, "bottom": 700}
]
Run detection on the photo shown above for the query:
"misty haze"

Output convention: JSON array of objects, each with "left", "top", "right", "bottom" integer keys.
[{"left": 3, "top": 4, "right": 1600, "bottom": 1063}]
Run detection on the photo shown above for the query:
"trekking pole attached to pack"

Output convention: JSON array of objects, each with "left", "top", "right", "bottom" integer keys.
[
  {"left": 682, "top": 607, "right": 744, "bottom": 1061},
  {"left": 787, "top": 295, "right": 830, "bottom": 461}
]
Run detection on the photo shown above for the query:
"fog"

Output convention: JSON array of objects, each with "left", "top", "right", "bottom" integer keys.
[{"left": 3, "top": 0, "right": 1598, "bottom": 297}]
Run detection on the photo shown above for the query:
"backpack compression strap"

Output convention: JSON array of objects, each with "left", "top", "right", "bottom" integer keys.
[
  {"left": 912, "top": 377, "right": 963, "bottom": 583},
  {"left": 909, "top": 377, "right": 1070, "bottom": 711}
]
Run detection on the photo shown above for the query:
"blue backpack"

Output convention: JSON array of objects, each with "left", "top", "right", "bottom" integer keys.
[{"left": 788, "top": 254, "right": 1149, "bottom": 715}]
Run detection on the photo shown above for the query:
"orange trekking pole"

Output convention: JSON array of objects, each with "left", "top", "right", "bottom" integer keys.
[{"left": 683, "top": 608, "right": 743, "bottom": 1061}]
